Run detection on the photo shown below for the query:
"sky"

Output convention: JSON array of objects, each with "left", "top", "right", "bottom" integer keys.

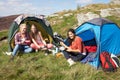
[{"left": 0, "top": 0, "right": 110, "bottom": 17}]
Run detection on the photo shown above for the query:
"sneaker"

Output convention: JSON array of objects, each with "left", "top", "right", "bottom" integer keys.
[
  {"left": 4, "top": 52, "right": 12, "bottom": 55},
  {"left": 35, "top": 49, "right": 38, "bottom": 52},
  {"left": 45, "top": 53, "right": 48, "bottom": 56},
  {"left": 67, "top": 58, "right": 76, "bottom": 66},
  {"left": 52, "top": 50, "right": 56, "bottom": 56},
  {"left": 82, "top": 52, "right": 86, "bottom": 55}
]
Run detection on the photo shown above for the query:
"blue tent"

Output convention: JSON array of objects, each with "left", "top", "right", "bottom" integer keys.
[{"left": 75, "top": 18, "right": 120, "bottom": 68}]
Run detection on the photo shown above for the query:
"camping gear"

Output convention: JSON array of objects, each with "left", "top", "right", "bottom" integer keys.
[
  {"left": 111, "top": 54, "right": 120, "bottom": 67},
  {"left": 53, "top": 32, "right": 64, "bottom": 45},
  {"left": 56, "top": 52, "right": 63, "bottom": 58},
  {"left": 80, "top": 53, "right": 94, "bottom": 63},
  {"left": 100, "top": 51, "right": 117, "bottom": 72},
  {"left": 8, "top": 14, "right": 54, "bottom": 52},
  {"left": 68, "top": 18, "right": 120, "bottom": 68}
]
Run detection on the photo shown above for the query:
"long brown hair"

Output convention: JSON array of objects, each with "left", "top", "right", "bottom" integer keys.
[
  {"left": 67, "top": 28, "right": 76, "bottom": 45},
  {"left": 30, "top": 24, "right": 39, "bottom": 39}
]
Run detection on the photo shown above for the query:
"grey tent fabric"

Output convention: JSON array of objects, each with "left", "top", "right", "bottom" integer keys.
[{"left": 86, "top": 18, "right": 114, "bottom": 26}]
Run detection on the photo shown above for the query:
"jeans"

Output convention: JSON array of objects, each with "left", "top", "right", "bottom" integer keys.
[
  {"left": 62, "top": 51, "right": 87, "bottom": 61},
  {"left": 12, "top": 44, "right": 33, "bottom": 56}
]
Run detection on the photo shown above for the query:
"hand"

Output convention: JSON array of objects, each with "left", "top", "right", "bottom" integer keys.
[
  {"left": 37, "top": 46, "right": 41, "bottom": 49},
  {"left": 22, "top": 38, "right": 26, "bottom": 41},
  {"left": 60, "top": 41, "right": 64, "bottom": 46},
  {"left": 66, "top": 47, "right": 72, "bottom": 52},
  {"left": 21, "top": 40, "right": 25, "bottom": 44},
  {"left": 21, "top": 38, "right": 26, "bottom": 44},
  {"left": 60, "top": 41, "right": 69, "bottom": 49},
  {"left": 25, "top": 40, "right": 30, "bottom": 43}
]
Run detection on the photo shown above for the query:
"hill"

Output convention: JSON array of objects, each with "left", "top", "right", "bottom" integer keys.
[
  {"left": 0, "top": 15, "right": 18, "bottom": 31},
  {"left": 47, "top": 3, "right": 120, "bottom": 36},
  {"left": 0, "top": 3, "right": 120, "bottom": 33}
]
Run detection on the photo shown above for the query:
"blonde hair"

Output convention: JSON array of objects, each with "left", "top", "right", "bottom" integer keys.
[
  {"left": 20, "top": 23, "right": 27, "bottom": 28},
  {"left": 19, "top": 23, "right": 27, "bottom": 29}
]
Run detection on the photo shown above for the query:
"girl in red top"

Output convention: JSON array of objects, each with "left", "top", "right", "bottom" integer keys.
[{"left": 60, "top": 29, "right": 87, "bottom": 66}]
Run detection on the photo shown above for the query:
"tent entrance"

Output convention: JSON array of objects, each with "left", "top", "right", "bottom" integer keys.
[
  {"left": 23, "top": 21, "right": 53, "bottom": 43},
  {"left": 76, "top": 29, "right": 97, "bottom": 53},
  {"left": 10, "top": 21, "right": 53, "bottom": 51}
]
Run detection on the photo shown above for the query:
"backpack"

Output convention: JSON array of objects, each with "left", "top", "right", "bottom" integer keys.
[
  {"left": 111, "top": 54, "right": 120, "bottom": 67},
  {"left": 100, "top": 51, "right": 117, "bottom": 72}
]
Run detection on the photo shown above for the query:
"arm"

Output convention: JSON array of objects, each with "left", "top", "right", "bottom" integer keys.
[
  {"left": 60, "top": 41, "right": 69, "bottom": 49},
  {"left": 24, "top": 34, "right": 31, "bottom": 45},
  {"left": 60, "top": 41, "right": 79, "bottom": 52},
  {"left": 30, "top": 33, "right": 40, "bottom": 48},
  {"left": 72, "top": 38, "right": 86, "bottom": 55},
  {"left": 64, "top": 37, "right": 84, "bottom": 53},
  {"left": 69, "top": 37, "right": 83, "bottom": 53},
  {"left": 15, "top": 33, "right": 22, "bottom": 45},
  {"left": 76, "top": 38, "right": 83, "bottom": 53},
  {"left": 67, "top": 48, "right": 81, "bottom": 53},
  {"left": 38, "top": 31, "right": 46, "bottom": 45}
]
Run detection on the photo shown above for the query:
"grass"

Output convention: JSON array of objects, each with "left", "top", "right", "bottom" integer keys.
[
  {"left": 49, "top": 14, "right": 78, "bottom": 37},
  {"left": 1, "top": 41, "right": 120, "bottom": 80},
  {"left": 106, "top": 16, "right": 120, "bottom": 27},
  {"left": 0, "top": 30, "right": 8, "bottom": 39}
]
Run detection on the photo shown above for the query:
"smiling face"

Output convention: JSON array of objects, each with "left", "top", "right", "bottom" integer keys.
[
  {"left": 20, "top": 24, "right": 27, "bottom": 34},
  {"left": 68, "top": 31, "right": 75, "bottom": 40},
  {"left": 31, "top": 24, "right": 37, "bottom": 34}
]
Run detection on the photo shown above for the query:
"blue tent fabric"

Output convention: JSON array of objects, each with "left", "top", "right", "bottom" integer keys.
[
  {"left": 77, "top": 29, "right": 95, "bottom": 41},
  {"left": 101, "top": 24, "right": 120, "bottom": 55},
  {"left": 74, "top": 18, "right": 120, "bottom": 68}
]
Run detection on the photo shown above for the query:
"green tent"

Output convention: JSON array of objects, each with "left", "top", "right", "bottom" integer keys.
[{"left": 8, "top": 14, "right": 54, "bottom": 52}]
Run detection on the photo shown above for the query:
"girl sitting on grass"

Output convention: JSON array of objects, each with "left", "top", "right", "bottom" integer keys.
[{"left": 30, "top": 24, "right": 53, "bottom": 55}]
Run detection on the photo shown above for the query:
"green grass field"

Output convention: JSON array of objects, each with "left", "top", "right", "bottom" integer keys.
[
  {"left": 0, "top": 30, "right": 120, "bottom": 80},
  {"left": 0, "top": 30, "right": 8, "bottom": 38}
]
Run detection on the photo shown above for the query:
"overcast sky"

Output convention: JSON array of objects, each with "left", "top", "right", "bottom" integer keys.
[{"left": 0, "top": 0, "right": 110, "bottom": 16}]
